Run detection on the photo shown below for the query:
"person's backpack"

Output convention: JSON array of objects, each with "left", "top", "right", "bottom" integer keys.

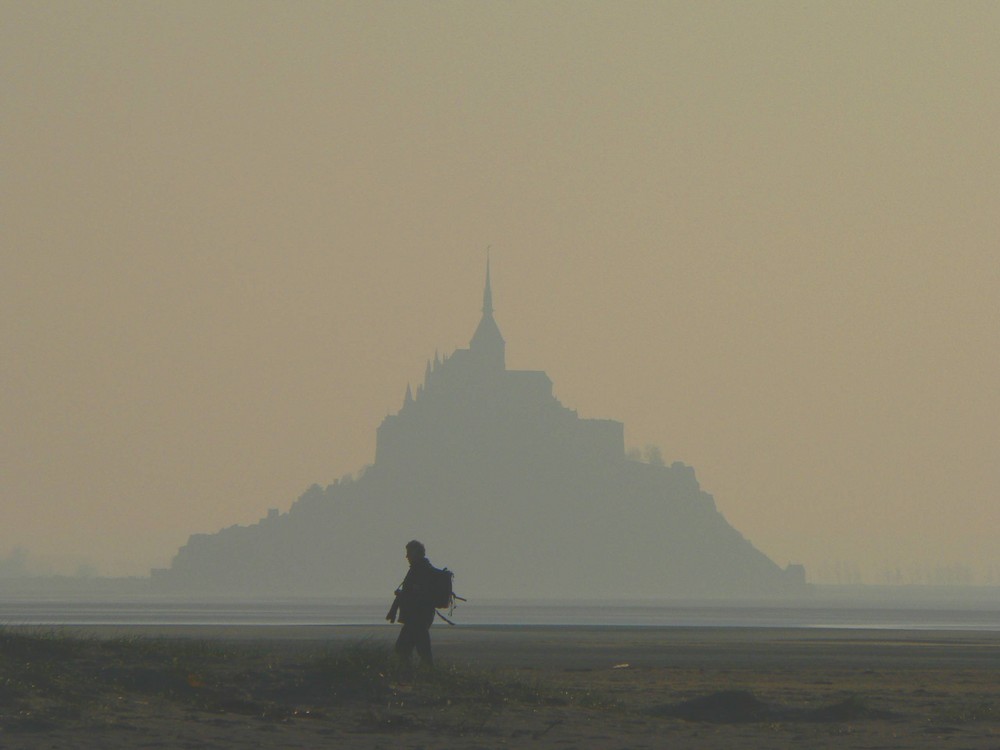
[{"left": 429, "top": 566, "right": 454, "bottom": 609}]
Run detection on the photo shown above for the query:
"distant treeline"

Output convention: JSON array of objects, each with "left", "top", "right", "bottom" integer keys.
[{"left": 814, "top": 560, "right": 998, "bottom": 586}]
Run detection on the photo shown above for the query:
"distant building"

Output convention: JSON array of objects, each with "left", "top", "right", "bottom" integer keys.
[{"left": 157, "top": 262, "right": 806, "bottom": 599}]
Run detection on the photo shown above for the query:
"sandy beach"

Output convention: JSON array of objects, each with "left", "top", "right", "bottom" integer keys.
[{"left": 2, "top": 624, "right": 998, "bottom": 749}]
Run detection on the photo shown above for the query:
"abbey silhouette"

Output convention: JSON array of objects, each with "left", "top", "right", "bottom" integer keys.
[
  {"left": 156, "top": 263, "right": 806, "bottom": 598},
  {"left": 376, "top": 258, "right": 625, "bottom": 477}
]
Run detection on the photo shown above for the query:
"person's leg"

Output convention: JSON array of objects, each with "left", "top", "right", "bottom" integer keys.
[
  {"left": 414, "top": 624, "right": 433, "bottom": 667},
  {"left": 395, "top": 624, "right": 415, "bottom": 661}
]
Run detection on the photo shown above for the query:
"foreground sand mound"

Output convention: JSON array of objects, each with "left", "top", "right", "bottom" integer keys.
[
  {"left": 651, "top": 690, "right": 771, "bottom": 722},
  {"left": 650, "top": 690, "right": 896, "bottom": 723}
]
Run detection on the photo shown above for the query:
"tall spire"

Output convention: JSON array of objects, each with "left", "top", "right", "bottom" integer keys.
[
  {"left": 469, "top": 252, "right": 505, "bottom": 370},
  {"left": 482, "top": 250, "right": 494, "bottom": 315}
]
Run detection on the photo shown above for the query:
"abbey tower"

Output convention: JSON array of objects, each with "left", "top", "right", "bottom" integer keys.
[{"left": 375, "top": 262, "right": 624, "bottom": 474}]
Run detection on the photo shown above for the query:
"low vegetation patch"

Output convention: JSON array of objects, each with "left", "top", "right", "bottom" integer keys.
[{"left": 0, "top": 629, "right": 607, "bottom": 736}]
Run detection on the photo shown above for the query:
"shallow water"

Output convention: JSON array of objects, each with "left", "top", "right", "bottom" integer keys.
[{"left": 1, "top": 596, "right": 998, "bottom": 630}]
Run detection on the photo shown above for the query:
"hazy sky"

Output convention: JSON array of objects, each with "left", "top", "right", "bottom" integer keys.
[{"left": 3, "top": 2, "right": 998, "bottom": 581}]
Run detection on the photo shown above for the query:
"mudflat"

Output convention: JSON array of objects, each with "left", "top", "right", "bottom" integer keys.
[{"left": 1, "top": 624, "right": 997, "bottom": 748}]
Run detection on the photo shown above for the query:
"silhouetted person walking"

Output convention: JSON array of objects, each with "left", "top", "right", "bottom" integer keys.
[{"left": 386, "top": 539, "right": 436, "bottom": 668}]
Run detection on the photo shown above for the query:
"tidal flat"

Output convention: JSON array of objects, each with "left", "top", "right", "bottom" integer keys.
[{"left": 1, "top": 624, "right": 997, "bottom": 749}]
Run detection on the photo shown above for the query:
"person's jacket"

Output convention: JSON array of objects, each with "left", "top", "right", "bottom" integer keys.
[{"left": 396, "top": 557, "right": 436, "bottom": 624}]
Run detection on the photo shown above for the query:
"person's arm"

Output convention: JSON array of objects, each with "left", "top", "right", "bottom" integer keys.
[
  {"left": 386, "top": 596, "right": 399, "bottom": 622},
  {"left": 398, "top": 568, "right": 419, "bottom": 603},
  {"left": 387, "top": 569, "right": 414, "bottom": 620}
]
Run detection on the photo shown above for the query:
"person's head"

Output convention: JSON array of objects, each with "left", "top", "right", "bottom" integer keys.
[{"left": 405, "top": 540, "right": 426, "bottom": 565}]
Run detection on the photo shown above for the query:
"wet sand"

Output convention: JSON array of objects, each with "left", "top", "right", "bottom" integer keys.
[{"left": 2, "top": 624, "right": 998, "bottom": 748}]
